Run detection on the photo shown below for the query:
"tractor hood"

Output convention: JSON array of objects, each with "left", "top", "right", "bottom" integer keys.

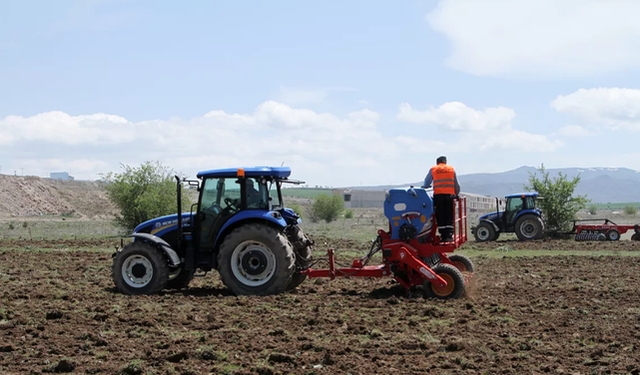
[
  {"left": 479, "top": 211, "right": 504, "bottom": 221},
  {"left": 133, "top": 213, "right": 194, "bottom": 237}
]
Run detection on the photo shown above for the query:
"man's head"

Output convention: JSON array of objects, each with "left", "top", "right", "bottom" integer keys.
[{"left": 436, "top": 156, "right": 447, "bottom": 165}]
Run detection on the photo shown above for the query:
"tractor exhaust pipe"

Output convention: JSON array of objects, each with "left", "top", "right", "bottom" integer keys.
[{"left": 175, "top": 175, "right": 182, "bottom": 252}]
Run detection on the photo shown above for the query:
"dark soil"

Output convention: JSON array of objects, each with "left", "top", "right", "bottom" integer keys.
[{"left": 1, "top": 238, "right": 639, "bottom": 374}]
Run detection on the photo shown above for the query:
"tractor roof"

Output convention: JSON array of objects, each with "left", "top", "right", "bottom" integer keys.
[
  {"left": 505, "top": 192, "right": 539, "bottom": 198},
  {"left": 196, "top": 166, "right": 292, "bottom": 179}
]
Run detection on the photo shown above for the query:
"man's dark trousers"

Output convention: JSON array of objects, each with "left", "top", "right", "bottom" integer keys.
[{"left": 433, "top": 194, "right": 455, "bottom": 241}]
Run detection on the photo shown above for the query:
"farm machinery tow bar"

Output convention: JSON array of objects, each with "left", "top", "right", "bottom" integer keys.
[
  {"left": 302, "top": 188, "right": 473, "bottom": 299},
  {"left": 571, "top": 218, "right": 640, "bottom": 241}
]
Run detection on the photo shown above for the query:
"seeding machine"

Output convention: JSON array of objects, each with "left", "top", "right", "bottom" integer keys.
[
  {"left": 111, "top": 166, "right": 473, "bottom": 299},
  {"left": 304, "top": 187, "right": 472, "bottom": 299}
]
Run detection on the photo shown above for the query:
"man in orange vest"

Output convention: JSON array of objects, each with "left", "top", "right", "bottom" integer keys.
[{"left": 422, "top": 156, "right": 460, "bottom": 242}]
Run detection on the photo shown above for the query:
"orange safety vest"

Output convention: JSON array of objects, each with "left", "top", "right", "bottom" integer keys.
[{"left": 431, "top": 164, "right": 456, "bottom": 195}]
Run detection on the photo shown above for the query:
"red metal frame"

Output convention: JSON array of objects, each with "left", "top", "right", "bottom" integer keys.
[
  {"left": 303, "top": 197, "right": 469, "bottom": 291},
  {"left": 573, "top": 219, "right": 639, "bottom": 236}
]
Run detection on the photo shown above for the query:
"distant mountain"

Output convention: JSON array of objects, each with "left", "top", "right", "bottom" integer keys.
[{"left": 348, "top": 166, "right": 640, "bottom": 204}]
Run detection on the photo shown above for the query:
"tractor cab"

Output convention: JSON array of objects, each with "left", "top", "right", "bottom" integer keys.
[{"left": 473, "top": 192, "right": 544, "bottom": 242}]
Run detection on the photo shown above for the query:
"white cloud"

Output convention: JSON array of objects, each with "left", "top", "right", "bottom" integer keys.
[
  {"left": 0, "top": 101, "right": 567, "bottom": 186},
  {"left": 398, "top": 102, "right": 515, "bottom": 131},
  {"left": 397, "top": 101, "right": 561, "bottom": 152},
  {"left": 552, "top": 88, "right": 640, "bottom": 131},
  {"left": 427, "top": 0, "right": 640, "bottom": 78}
]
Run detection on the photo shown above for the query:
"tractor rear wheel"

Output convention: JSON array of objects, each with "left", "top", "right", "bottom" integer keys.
[
  {"left": 423, "top": 263, "right": 465, "bottom": 299},
  {"left": 447, "top": 254, "right": 475, "bottom": 273},
  {"left": 474, "top": 222, "right": 495, "bottom": 242},
  {"left": 515, "top": 214, "right": 544, "bottom": 241},
  {"left": 605, "top": 229, "right": 621, "bottom": 241},
  {"left": 165, "top": 267, "right": 195, "bottom": 290},
  {"left": 112, "top": 241, "right": 169, "bottom": 295},
  {"left": 217, "top": 224, "right": 295, "bottom": 296},
  {"left": 632, "top": 233, "right": 640, "bottom": 241}
]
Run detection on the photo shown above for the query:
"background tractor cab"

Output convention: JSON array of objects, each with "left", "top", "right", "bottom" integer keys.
[{"left": 472, "top": 192, "right": 545, "bottom": 242}]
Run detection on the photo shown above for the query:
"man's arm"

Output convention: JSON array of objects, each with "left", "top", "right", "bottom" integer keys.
[
  {"left": 453, "top": 172, "right": 460, "bottom": 195},
  {"left": 422, "top": 170, "right": 433, "bottom": 188}
]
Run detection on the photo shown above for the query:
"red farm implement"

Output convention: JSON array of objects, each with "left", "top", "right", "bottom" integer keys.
[
  {"left": 303, "top": 188, "right": 473, "bottom": 299},
  {"left": 572, "top": 218, "right": 640, "bottom": 241}
]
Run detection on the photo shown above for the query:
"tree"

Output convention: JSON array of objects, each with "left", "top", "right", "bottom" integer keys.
[
  {"left": 524, "top": 164, "right": 589, "bottom": 234},
  {"left": 309, "top": 193, "right": 344, "bottom": 223},
  {"left": 103, "top": 161, "right": 191, "bottom": 232}
]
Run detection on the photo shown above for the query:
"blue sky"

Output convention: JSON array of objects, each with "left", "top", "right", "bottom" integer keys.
[{"left": 2, "top": 0, "right": 640, "bottom": 186}]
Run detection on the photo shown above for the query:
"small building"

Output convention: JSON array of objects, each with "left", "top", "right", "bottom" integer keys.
[
  {"left": 460, "top": 192, "right": 502, "bottom": 213},
  {"left": 50, "top": 172, "right": 74, "bottom": 181},
  {"left": 340, "top": 189, "right": 387, "bottom": 209}
]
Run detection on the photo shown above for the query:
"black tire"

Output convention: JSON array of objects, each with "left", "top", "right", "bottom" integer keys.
[
  {"left": 474, "top": 222, "right": 495, "bottom": 242},
  {"left": 515, "top": 214, "right": 544, "bottom": 241},
  {"left": 446, "top": 254, "right": 475, "bottom": 273},
  {"left": 165, "top": 267, "right": 195, "bottom": 290},
  {"left": 605, "top": 229, "right": 620, "bottom": 241},
  {"left": 423, "top": 263, "right": 465, "bottom": 299},
  {"left": 492, "top": 231, "right": 500, "bottom": 241},
  {"left": 112, "top": 241, "right": 169, "bottom": 295},
  {"left": 285, "top": 226, "right": 314, "bottom": 291},
  {"left": 217, "top": 224, "right": 295, "bottom": 296},
  {"left": 632, "top": 233, "right": 640, "bottom": 241}
]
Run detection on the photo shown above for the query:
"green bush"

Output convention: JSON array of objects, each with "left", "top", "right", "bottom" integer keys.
[
  {"left": 102, "top": 161, "right": 191, "bottom": 232},
  {"left": 344, "top": 209, "right": 354, "bottom": 219},
  {"left": 8, "top": 222, "right": 15, "bottom": 230},
  {"left": 309, "top": 193, "right": 344, "bottom": 223},
  {"left": 525, "top": 164, "right": 589, "bottom": 234},
  {"left": 624, "top": 205, "right": 637, "bottom": 216},
  {"left": 588, "top": 205, "right": 597, "bottom": 215}
]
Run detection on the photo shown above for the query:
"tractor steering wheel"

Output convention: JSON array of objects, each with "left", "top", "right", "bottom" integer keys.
[{"left": 224, "top": 197, "right": 239, "bottom": 210}]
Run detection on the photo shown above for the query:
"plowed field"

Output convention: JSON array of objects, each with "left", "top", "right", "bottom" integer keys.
[{"left": 1, "top": 238, "right": 640, "bottom": 375}]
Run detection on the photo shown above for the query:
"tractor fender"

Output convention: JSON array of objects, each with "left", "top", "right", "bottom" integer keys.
[
  {"left": 214, "top": 210, "right": 288, "bottom": 247},
  {"left": 479, "top": 219, "right": 499, "bottom": 233},
  {"left": 130, "top": 233, "right": 181, "bottom": 267},
  {"left": 513, "top": 209, "right": 541, "bottom": 223}
]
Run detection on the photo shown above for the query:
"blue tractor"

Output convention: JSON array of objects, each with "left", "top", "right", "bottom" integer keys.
[
  {"left": 471, "top": 192, "right": 545, "bottom": 242},
  {"left": 111, "top": 166, "right": 314, "bottom": 296}
]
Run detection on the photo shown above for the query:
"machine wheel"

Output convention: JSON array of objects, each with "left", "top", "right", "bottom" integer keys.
[
  {"left": 165, "top": 267, "right": 195, "bottom": 290},
  {"left": 112, "top": 241, "right": 169, "bottom": 295},
  {"left": 492, "top": 231, "right": 501, "bottom": 241},
  {"left": 447, "top": 254, "right": 475, "bottom": 273},
  {"left": 515, "top": 215, "right": 544, "bottom": 241},
  {"left": 423, "top": 263, "right": 465, "bottom": 300},
  {"left": 632, "top": 233, "right": 640, "bottom": 241},
  {"left": 605, "top": 229, "right": 621, "bottom": 241},
  {"left": 474, "top": 222, "right": 495, "bottom": 242},
  {"left": 217, "top": 224, "right": 295, "bottom": 296}
]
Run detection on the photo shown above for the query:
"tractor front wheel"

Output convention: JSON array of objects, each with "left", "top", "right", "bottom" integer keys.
[
  {"left": 217, "top": 224, "right": 295, "bottom": 296},
  {"left": 474, "top": 222, "right": 495, "bottom": 242},
  {"left": 286, "top": 226, "right": 314, "bottom": 291},
  {"left": 112, "top": 241, "right": 169, "bottom": 295},
  {"left": 165, "top": 267, "right": 195, "bottom": 290},
  {"left": 447, "top": 254, "right": 475, "bottom": 273},
  {"left": 515, "top": 215, "right": 544, "bottom": 241},
  {"left": 423, "top": 263, "right": 465, "bottom": 299}
]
